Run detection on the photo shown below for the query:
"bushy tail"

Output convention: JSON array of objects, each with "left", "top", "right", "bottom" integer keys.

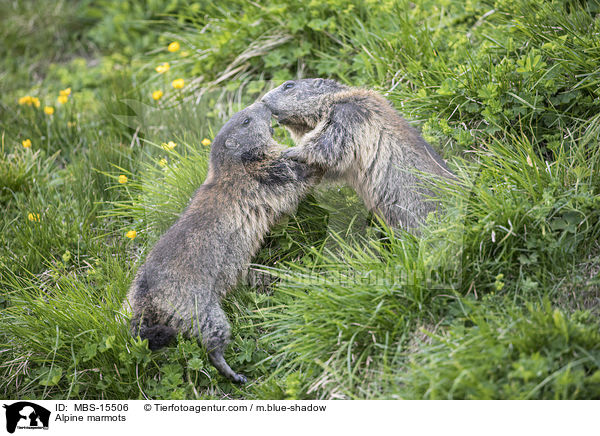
[
  {"left": 131, "top": 318, "right": 176, "bottom": 350},
  {"left": 129, "top": 270, "right": 176, "bottom": 350}
]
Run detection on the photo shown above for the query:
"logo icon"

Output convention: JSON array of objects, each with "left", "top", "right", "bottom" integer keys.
[{"left": 2, "top": 402, "right": 50, "bottom": 434}]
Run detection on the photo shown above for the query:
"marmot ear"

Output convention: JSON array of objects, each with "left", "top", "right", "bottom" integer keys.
[{"left": 225, "top": 138, "right": 237, "bottom": 149}]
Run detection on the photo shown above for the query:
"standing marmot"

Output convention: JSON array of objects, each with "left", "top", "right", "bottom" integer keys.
[
  {"left": 261, "top": 79, "right": 455, "bottom": 230},
  {"left": 124, "top": 102, "right": 319, "bottom": 383}
]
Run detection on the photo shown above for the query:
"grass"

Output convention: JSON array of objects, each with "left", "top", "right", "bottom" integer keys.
[
  {"left": 398, "top": 301, "right": 600, "bottom": 399},
  {"left": 0, "top": 0, "right": 599, "bottom": 400}
]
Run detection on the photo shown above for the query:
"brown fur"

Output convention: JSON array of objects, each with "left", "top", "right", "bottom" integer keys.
[
  {"left": 262, "top": 79, "right": 455, "bottom": 230},
  {"left": 124, "top": 102, "right": 319, "bottom": 383}
]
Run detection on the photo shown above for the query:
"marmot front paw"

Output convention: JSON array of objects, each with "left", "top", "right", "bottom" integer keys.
[{"left": 282, "top": 147, "right": 306, "bottom": 162}]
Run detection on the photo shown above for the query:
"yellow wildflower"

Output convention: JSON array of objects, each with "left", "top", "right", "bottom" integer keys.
[
  {"left": 156, "top": 62, "right": 170, "bottom": 74},
  {"left": 181, "top": 50, "right": 190, "bottom": 57},
  {"left": 27, "top": 213, "right": 40, "bottom": 222},
  {"left": 152, "top": 90, "right": 164, "bottom": 101},
  {"left": 171, "top": 78, "right": 184, "bottom": 89},
  {"left": 118, "top": 175, "right": 128, "bottom": 184},
  {"left": 161, "top": 141, "right": 177, "bottom": 151},
  {"left": 59, "top": 88, "right": 71, "bottom": 97},
  {"left": 158, "top": 158, "right": 168, "bottom": 167},
  {"left": 22, "top": 139, "right": 32, "bottom": 148},
  {"left": 44, "top": 106, "right": 55, "bottom": 115},
  {"left": 125, "top": 230, "right": 137, "bottom": 239},
  {"left": 67, "top": 121, "right": 76, "bottom": 128},
  {"left": 201, "top": 138, "right": 211, "bottom": 147},
  {"left": 18, "top": 95, "right": 40, "bottom": 107},
  {"left": 168, "top": 41, "right": 180, "bottom": 52},
  {"left": 57, "top": 95, "right": 68, "bottom": 104}
]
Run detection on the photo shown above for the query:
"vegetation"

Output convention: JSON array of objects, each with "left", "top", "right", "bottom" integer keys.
[{"left": 0, "top": 0, "right": 598, "bottom": 400}]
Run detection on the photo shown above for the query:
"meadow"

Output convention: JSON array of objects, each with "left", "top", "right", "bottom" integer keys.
[{"left": 0, "top": 0, "right": 599, "bottom": 399}]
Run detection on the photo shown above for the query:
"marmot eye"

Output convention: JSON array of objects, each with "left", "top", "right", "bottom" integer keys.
[
  {"left": 283, "top": 82, "right": 295, "bottom": 90},
  {"left": 242, "top": 118, "right": 250, "bottom": 125}
]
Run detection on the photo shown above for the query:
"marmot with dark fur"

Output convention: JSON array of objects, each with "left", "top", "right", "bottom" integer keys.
[
  {"left": 124, "top": 102, "right": 319, "bottom": 383},
  {"left": 262, "top": 79, "right": 455, "bottom": 230}
]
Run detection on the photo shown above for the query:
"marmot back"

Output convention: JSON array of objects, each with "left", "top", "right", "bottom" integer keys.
[
  {"left": 262, "top": 79, "right": 455, "bottom": 230},
  {"left": 124, "top": 102, "right": 319, "bottom": 383}
]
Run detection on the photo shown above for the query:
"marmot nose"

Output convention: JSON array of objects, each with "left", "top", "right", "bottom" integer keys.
[
  {"left": 260, "top": 89, "right": 274, "bottom": 104},
  {"left": 253, "top": 101, "right": 271, "bottom": 116}
]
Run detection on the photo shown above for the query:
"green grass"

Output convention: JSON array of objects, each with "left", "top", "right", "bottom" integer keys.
[
  {"left": 0, "top": 0, "right": 599, "bottom": 400},
  {"left": 398, "top": 301, "right": 600, "bottom": 399}
]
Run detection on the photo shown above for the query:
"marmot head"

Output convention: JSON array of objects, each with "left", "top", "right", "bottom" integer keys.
[
  {"left": 209, "top": 102, "right": 277, "bottom": 173},
  {"left": 261, "top": 78, "right": 347, "bottom": 135}
]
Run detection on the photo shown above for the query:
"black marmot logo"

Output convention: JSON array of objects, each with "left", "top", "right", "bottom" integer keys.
[{"left": 3, "top": 402, "right": 50, "bottom": 433}]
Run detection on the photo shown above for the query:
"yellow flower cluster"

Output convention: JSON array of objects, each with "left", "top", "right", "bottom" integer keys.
[
  {"left": 156, "top": 62, "right": 170, "bottom": 74},
  {"left": 158, "top": 158, "right": 168, "bottom": 167},
  {"left": 57, "top": 88, "right": 71, "bottom": 104},
  {"left": 28, "top": 213, "right": 40, "bottom": 222},
  {"left": 201, "top": 138, "right": 211, "bottom": 147},
  {"left": 19, "top": 88, "right": 71, "bottom": 109},
  {"left": 118, "top": 175, "right": 128, "bottom": 184},
  {"left": 126, "top": 230, "right": 137, "bottom": 239},
  {"left": 153, "top": 43, "right": 188, "bottom": 99},
  {"left": 22, "top": 139, "right": 32, "bottom": 148},
  {"left": 18, "top": 95, "right": 41, "bottom": 108},
  {"left": 162, "top": 141, "right": 177, "bottom": 151}
]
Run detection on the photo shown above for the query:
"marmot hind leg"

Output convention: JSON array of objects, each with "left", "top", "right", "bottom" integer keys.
[{"left": 195, "top": 300, "right": 247, "bottom": 384}]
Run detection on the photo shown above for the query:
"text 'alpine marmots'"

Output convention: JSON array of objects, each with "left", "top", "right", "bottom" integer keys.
[
  {"left": 125, "top": 102, "right": 319, "bottom": 383},
  {"left": 262, "top": 79, "right": 455, "bottom": 230}
]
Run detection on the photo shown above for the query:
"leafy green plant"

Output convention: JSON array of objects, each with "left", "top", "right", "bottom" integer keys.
[{"left": 351, "top": 0, "right": 600, "bottom": 154}]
